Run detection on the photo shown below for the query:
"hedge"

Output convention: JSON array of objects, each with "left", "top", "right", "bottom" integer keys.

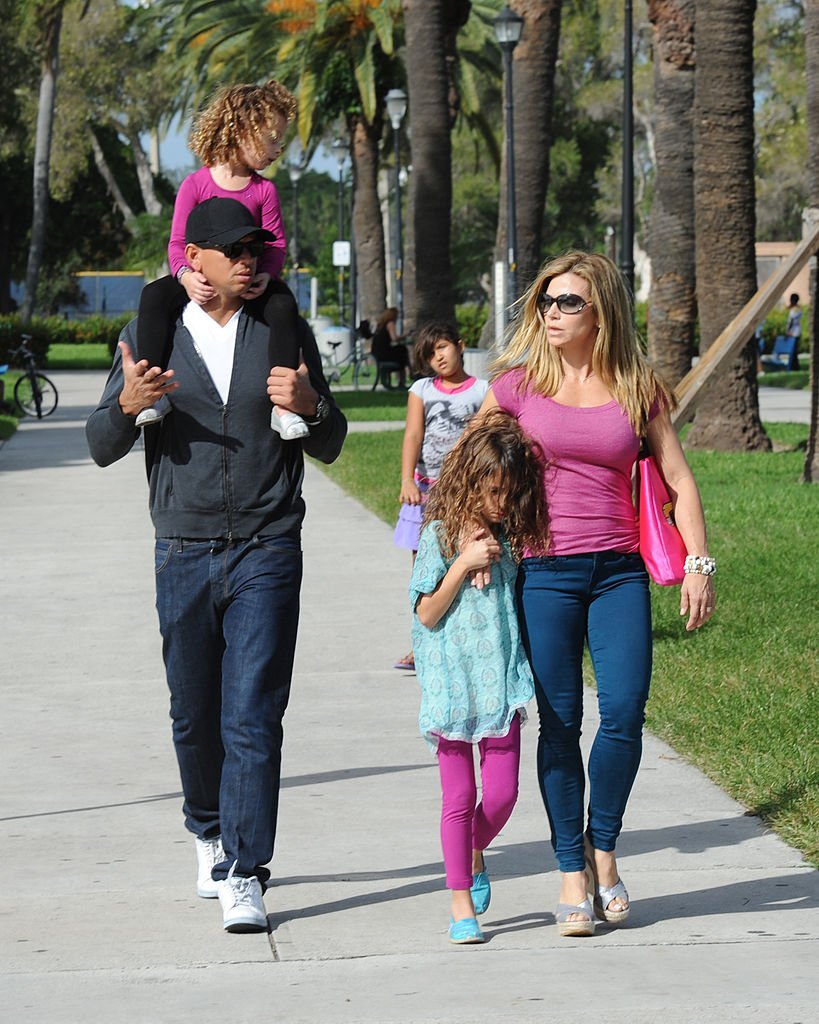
[{"left": 0, "top": 313, "right": 134, "bottom": 366}]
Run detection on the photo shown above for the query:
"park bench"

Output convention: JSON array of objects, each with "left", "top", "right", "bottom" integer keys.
[{"left": 759, "top": 335, "right": 800, "bottom": 372}]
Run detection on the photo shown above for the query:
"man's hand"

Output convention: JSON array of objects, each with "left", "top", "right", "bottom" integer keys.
[
  {"left": 267, "top": 356, "right": 319, "bottom": 417},
  {"left": 117, "top": 340, "right": 179, "bottom": 418},
  {"left": 243, "top": 272, "right": 271, "bottom": 300}
]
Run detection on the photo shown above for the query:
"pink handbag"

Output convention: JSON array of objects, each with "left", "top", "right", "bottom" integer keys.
[{"left": 638, "top": 455, "right": 687, "bottom": 585}]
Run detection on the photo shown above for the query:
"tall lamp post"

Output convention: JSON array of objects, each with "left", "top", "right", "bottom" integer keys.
[
  {"left": 621, "top": 0, "right": 635, "bottom": 299},
  {"left": 494, "top": 6, "right": 523, "bottom": 314},
  {"left": 286, "top": 141, "right": 307, "bottom": 271},
  {"left": 385, "top": 88, "right": 407, "bottom": 332},
  {"left": 331, "top": 136, "right": 348, "bottom": 323}
]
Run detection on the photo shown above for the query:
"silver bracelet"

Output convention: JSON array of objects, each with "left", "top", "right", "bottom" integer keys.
[
  {"left": 176, "top": 265, "right": 191, "bottom": 282},
  {"left": 684, "top": 555, "right": 716, "bottom": 576}
]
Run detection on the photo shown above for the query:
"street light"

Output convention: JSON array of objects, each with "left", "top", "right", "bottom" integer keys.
[
  {"left": 494, "top": 6, "right": 523, "bottom": 315},
  {"left": 331, "top": 136, "right": 348, "bottom": 323},
  {"left": 286, "top": 140, "right": 307, "bottom": 271},
  {"left": 621, "top": 0, "right": 635, "bottom": 299},
  {"left": 385, "top": 88, "right": 407, "bottom": 332}
]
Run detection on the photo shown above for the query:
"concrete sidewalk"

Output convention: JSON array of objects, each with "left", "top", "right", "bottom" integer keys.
[{"left": 2, "top": 371, "right": 816, "bottom": 1023}]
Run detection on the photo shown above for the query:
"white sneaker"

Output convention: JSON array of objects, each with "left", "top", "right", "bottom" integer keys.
[
  {"left": 270, "top": 408, "right": 310, "bottom": 440},
  {"left": 195, "top": 835, "right": 224, "bottom": 899},
  {"left": 217, "top": 862, "right": 268, "bottom": 932},
  {"left": 135, "top": 395, "right": 172, "bottom": 428}
]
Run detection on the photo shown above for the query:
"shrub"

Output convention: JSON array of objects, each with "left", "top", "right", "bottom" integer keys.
[
  {"left": 0, "top": 313, "right": 133, "bottom": 365},
  {"left": 456, "top": 303, "right": 489, "bottom": 348}
]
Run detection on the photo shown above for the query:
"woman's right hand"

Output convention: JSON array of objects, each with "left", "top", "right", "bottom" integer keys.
[
  {"left": 181, "top": 269, "right": 215, "bottom": 305},
  {"left": 400, "top": 479, "right": 422, "bottom": 505}
]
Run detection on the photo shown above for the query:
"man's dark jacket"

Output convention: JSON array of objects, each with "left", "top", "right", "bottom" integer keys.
[{"left": 86, "top": 312, "right": 347, "bottom": 539}]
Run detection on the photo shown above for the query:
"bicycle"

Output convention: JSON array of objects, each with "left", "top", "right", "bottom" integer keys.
[
  {"left": 0, "top": 335, "right": 59, "bottom": 419},
  {"left": 320, "top": 328, "right": 377, "bottom": 390}
]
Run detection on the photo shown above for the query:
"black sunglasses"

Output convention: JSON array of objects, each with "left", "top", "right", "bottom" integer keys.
[
  {"left": 537, "top": 292, "right": 593, "bottom": 315},
  {"left": 201, "top": 238, "right": 266, "bottom": 260}
]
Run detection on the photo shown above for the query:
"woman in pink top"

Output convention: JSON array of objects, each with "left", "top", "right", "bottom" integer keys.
[
  {"left": 135, "top": 80, "right": 308, "bottom": 440},
  {"left": 481, "top": 251, "right": 716, "bottom": 936}
]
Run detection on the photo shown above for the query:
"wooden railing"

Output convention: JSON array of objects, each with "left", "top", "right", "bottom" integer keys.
[{"left": 672, "top": 213, "right": 819, "bottom": 427}]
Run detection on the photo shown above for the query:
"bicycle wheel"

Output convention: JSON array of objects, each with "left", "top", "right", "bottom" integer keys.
[
  {"left": 15, "top": 372, "right": 58, "bottom": 419},
  {"left": 352, "top": 353, "right": 376, "bottom": 390}
]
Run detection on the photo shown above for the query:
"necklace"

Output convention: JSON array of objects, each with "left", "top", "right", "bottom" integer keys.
[{"left": 565, "top": 371, "right": 595, "bottom": 384}]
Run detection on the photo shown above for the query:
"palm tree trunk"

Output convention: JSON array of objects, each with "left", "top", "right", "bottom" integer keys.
[
  {"left": 88, "top": 127, "right": 135, "bottom": 223},
  {"left": 803, "top": 1, "right": 819, "bottom": 483},
  {"left": 402, "top": 0, "right": 457, "bottom": 329},
  {"left": 350, "top": 114, "right": 387, "bottom": 326},
  {"left": 22, "top": 6, "right": 63, "bottom": 324},
  {"left": 647, "top": 0, "right": 696, "bottom": 386},
  {"left": 686, "top": 0, "right": 769, "bottom": 451}
]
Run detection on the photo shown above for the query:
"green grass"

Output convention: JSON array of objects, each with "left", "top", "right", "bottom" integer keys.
[
  {"left": 757, "top": 370, "right": 809, "bottom": 390},
  {"left": 0, "top": 413, "right": 16, "bottom": 440},
  {"left": 46, "top": 343, "right": 112, "bottom": 370},
  {"left": 332, "top": 389, "right": 409, "bottom": 422},
  {"left": 318, "top": 430, "right": 404, "bottom": 522},
  {"left": 313, "top": 422, "right": 818, "bottom": 865}
]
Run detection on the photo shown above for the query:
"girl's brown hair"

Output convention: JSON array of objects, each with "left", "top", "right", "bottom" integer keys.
[
  {"left": 189, "top": 80, "right": 297, "bottom": 166},
  {"left": 489, "top": 250, "right": 676, "bottom": 436},
  {"left": 424, "top": 410, "right": 547, "bottom": 560},
  {"left": 414, "top": 321, "right": 462, "bottom": 372}
]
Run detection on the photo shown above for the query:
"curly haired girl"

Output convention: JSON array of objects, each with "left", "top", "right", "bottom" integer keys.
[
  {"left": 409, "top": 410, "right": 547, "bottom": 943},
  {"left": 135, "top": 79, "right": 308, "bottom": 440}
]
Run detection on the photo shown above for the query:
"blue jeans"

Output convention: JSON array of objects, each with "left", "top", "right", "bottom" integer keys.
[
  {"left": 517, "top": 551, "right": 652, "bottom": 873},
  {"left": 154, "top": 534, "right": 302, "bottom": 883}
]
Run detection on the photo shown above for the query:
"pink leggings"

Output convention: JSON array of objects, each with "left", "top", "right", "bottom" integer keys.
[{"left": 436, "top": 713, "right": 522, "bottom": 891}]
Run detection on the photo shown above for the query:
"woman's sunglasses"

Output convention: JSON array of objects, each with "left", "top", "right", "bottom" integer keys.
[
  {"left": 537, "top": 292, "right": 593, "bottom": 315},
  {"left": 202, "top": 239, "right": 267, "bottom": 260}
]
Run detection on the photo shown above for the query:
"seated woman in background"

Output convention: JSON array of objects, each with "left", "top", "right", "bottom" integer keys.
[{"left": 372, "top": 307, "right": 411, "bottom": 386}]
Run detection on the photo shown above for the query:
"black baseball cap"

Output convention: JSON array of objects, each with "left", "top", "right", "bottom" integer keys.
[{"left": 185, "top": 197, "right": 275, "bottom": 246}]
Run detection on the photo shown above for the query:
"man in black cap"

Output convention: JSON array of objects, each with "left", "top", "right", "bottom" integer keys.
[{"left": 87, "top": 197, "right": 346, "bottom": 933}]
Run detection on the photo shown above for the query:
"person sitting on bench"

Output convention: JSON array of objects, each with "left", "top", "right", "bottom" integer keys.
[{"left": 372, "top": 307, "right": 410, "bottom": 387}]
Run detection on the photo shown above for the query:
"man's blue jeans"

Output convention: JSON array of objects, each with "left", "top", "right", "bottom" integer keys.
[
  {"left": 155, "top": 534, "right": 302, "bottom": 883},
  {"left": 517, "top": 551, "right": 652, "bottom": 873}
]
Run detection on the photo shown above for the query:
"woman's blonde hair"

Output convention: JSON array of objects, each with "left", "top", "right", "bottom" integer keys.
[
  {"left": 189, "top": 80, "right": 297, "bottom": 166},
  {"left": 489, "top": 250, "right": 676, "bottom": 435},
  {"left": 424, "top": 410, "right": 547, "bottom": 560}
]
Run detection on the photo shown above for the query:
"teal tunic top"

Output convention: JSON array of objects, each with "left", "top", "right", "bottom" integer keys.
[{"left": 409, "top": 521, "right": 534, "bottom": 752}]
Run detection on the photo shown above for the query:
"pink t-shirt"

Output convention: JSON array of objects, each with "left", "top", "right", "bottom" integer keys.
[
  {"left": 168, "top": 166, "right": 287, "bottom": 279},
  {"left": 493, "top": 368, "right": 649, "bottom": 556}
]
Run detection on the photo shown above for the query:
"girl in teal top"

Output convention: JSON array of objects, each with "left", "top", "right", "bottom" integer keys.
[{"left": 409, "top": 411, "right": 547, "bottom": 944}]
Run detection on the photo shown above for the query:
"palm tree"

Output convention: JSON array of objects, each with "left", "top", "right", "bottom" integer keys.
[
  {"left": 686, "top": 0, "right": 769, "bottom": 451},
  {"left": 276, "top": 1, "right": 402, "bottom": 324},
  {"left": 164, "top": 0, "right": 401, "bottom": 323},
  {"left": 401, "top": 0, "right": 471, "bottom": 327},
  {"left": 21, "top": 0, "right": 86, "bottom": 322},
  {"left": 647, "top": 0, "right": 696, "bottom": 386},
  {"left": 804, "top": 0, "right": 819, "bottom": 483}
]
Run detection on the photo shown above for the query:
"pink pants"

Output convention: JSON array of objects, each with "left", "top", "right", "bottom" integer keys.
[{"left": 436, "top": 713, "right": 522, "bottom": 891}]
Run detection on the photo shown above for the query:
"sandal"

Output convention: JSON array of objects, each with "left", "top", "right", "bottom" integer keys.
[
  {"left": 594, "top": 878, "right": 630, "bottom": 923},
  {"left": 584, "top": 833, "right": 630, "bottom": 924},
  {"left": 394, "top": 652, "right": 415, "bottom": 671},
  {"left": 555, "top": 899, "right": 596, "bottom": 937}
]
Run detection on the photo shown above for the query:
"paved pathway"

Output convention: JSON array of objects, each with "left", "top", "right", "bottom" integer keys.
[{"left": 2, "top": 371, "right": 816, "bottom": 1022}]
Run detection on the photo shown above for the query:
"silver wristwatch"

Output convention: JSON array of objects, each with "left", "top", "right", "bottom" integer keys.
[{"left": 305, "top": 395, "right": 330, "bottom": 426}]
